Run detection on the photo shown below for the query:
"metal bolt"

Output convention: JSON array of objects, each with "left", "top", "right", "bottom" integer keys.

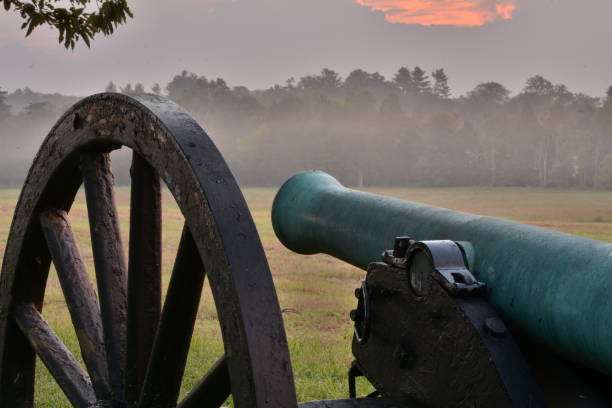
[
  {"left": 350, "top": 309, "right": 363, "bottom": 322},
  {"left": 484, "top": 317, "right": 507, "bottom": 337},
  {"left": 72, "top": 113, "right": 83, "bottom": 130},
  {"left": 393, "top": 343, "right": 415, "bottom": 369}
]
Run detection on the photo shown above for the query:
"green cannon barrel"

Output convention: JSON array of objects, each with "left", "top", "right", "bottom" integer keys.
[{"left": 272, "top": 170, "right": 612, "bottom": 377}]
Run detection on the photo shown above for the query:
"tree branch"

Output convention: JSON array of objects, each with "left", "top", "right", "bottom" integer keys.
[{"left": 3, "top": 0, "right": 133, "bottom": 49}]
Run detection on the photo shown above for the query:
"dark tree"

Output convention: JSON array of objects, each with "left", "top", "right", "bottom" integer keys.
[
  {"left": 393, "top": 67, "right": 414, "bottom": 94},
  {"left": 432, "top": 69, "right": 451, "bottom": 99},
  {"left": 151, "top": 83, "right": 162, "bottom": 95},
  {"left": 320, "top": 68, "right": 342, "bottom": 89},
  {"left": 0, "top": 87, "right": 11, "bottom": 118},
  {"left": 604, "top": 86, "right": 612, "bottom": 109},
  {"left": 523, "top": 75, "right": 554, "bottom": 96},
  {"left": 467, "top": 82, "right": 510, "bottom": 105},
  {"left": 134, "top": 83, "right": 145, "bottom": 94},
  {"left": 3, "top": 0, "right": 133, "bottom": 48},
  {"left": 344, "top": 69, "right": 389, "bottom": 96},
  {"left": 166, "top": 71, "right": 199, "bottom": 101},
  {"left": 411, "top": 66, "right": 431, "bottom": 94},
  {"left": 120, "top": 83, "right": 134, "bottom": 95},
  {"left": 105, "top": 81, "right": 118, "bottom": 93},
  {"left": 551, "top": 84, "right": 574, "bottom": 106},
  {"left": 298, "top": 68, "right": 342, "bottom": 92},
  {"left": 345, "top": 69, "right": 373, "bottom": 88}
]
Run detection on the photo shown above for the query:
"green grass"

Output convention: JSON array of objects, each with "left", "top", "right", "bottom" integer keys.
[{"left": 1, "top": 186, "right": 612, "bottom": 406}]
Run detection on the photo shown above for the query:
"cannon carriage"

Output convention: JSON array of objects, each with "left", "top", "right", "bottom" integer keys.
[
  {"left": 272, "top": 171, "right": 612, "bottom": 407},
  {"left": 0, "top": 94, "right": 610, "bottom": 407}
]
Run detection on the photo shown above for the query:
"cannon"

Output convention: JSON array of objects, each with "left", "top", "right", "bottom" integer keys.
[
  {"left": 272, "top": 171, "right": 612, "bottom": 407},
  {"left": 0, "top": 93, "right": 609, "bottom": 408}
]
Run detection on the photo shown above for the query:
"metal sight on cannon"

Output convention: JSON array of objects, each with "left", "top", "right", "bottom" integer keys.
[{"left": 272, "top": 170, "right": 612, "bottom": 407}]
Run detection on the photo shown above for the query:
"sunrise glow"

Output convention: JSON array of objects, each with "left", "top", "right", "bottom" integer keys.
[
  {"left": 495, "top": 3, "right": 516, "bottom": 19},
  {"left": 354, "top": 0, "right": 517, "bottom": 26}
]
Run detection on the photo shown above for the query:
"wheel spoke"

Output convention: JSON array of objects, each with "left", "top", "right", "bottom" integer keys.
[
  {"left": 81, "top": 151, "right": 128, "bottom": 400},
  {"left": 13, "top": 303, "right": 96, "bottom": 408},
  {"left": 178, "top": 356, "right": 230, "bottom": 408},
  {"left": 125, "top": 152, "right": 162, "bottom": 402},
  {"left": 0, "top": 221, "right": 53, "bottom": 407},
  {"left": 138, "top": 225, "right": 206, "bottom": 408},
  {"left": 39, "top": 209, "right": 112, "bottom": 400}
]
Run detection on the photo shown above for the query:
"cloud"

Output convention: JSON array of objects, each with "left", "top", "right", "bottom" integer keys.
[{"left": 354, "top": 0, "right": 517, "bottom": 26}]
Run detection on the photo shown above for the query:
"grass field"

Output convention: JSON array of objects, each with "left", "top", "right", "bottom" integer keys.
[{"left": 1, "top": 185, "right": 612, "bottom": 406}]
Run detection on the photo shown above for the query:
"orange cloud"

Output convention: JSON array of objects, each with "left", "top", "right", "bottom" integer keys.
[
  {"left": 354, "top": 0, "right": 517, "bottom": 26},
  {"left": 495, "top": 2, "right": 516, "bottom": 19}
]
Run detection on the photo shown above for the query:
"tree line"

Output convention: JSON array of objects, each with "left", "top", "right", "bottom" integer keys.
[{"left": 2, "top": 67, "right": 612, "bottom": 187}]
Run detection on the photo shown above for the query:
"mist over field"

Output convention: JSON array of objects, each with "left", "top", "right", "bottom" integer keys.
[{"left": 1, "top": 68, "right": 611, "bottom": 188}]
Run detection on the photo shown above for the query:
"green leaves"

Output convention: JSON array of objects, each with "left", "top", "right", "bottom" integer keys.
[{"left": 4, "top": 0, "right": 133, "bottom": 49}]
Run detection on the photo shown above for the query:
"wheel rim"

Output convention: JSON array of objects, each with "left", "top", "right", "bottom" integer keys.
[{"left": 0, "top": 93, "right": 297, "bottom": 407}]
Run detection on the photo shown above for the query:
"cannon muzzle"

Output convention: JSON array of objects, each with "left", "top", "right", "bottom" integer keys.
[{"left": 272, "top": 170, "right": 612, "bottom": 378}]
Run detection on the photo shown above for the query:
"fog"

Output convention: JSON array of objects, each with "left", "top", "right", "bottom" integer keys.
[
  {"left": 1, "top": 68, "right": 611, "bottom": 188},
  {"left": 2, "top": 0, "right": 612, "bottom": 188}
]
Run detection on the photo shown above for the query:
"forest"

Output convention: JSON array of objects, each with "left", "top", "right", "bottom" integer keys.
[{"left": 1, "top": 67, "right": 612, "bottom": 188}]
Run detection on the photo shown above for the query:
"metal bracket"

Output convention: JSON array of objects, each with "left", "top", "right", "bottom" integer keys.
[
  {"left": 410, "top": 240, "right": 485, "bottom": 296},
  {"left": 350, "top": 282, "right": 371, "bottom": 344},
  {"left": 348, "top": 361, "right": 362, "bottom": 398},
  {"left": 382, "top": 238, "right": 485, "bottom": 297}
]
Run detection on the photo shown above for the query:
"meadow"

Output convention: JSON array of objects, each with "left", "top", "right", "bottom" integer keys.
[{"left": 1, "top": 186, "right": 612, "bottom": 406}]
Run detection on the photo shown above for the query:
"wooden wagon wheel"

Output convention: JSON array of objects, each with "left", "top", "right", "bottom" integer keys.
[{"left": 0, "top": 93, "right": 297, "bottom": 408}]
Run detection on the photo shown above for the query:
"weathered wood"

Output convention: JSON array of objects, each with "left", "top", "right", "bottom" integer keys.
[
  {"left": 178, "top": 356, "right": 230, "bottom": 408},
  {"left": 0, "top": 154, "right": 82, "bottom": 408},
  {"left": 0, "top": 94, "right": 297, "bottom": 407},
  {"left": 0, "top": 224, "right": 51, "bottom": 408},
  {"left": 125, "top": 152, "right": 162, "bottom": 403},
  {"left": 13, "top": 303, "right": 96, "bottom": 408},
  {"left": 39, "top": 209, "right": 112, "bottom": 401},
  {"left": 81, "top": 151, "right": 128, "bottom": 400},
  {"left": 297, "top": 397, "right": 424, "bottom": 408},
  {"left": 138, "top": 225, "right": 205, "bottom": 408}
]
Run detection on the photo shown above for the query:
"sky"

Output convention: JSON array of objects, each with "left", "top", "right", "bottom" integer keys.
[{"left": 1, "top": 0, "right": 612, "bottom": 97}]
